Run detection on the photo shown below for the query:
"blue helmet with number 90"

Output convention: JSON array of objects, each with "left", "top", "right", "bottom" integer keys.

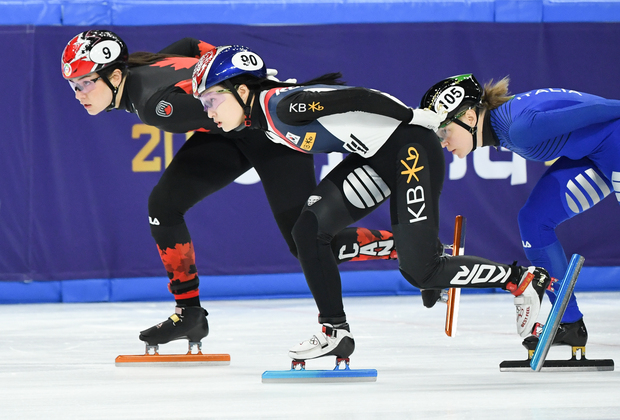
[{"left": 192, "top": 45, "right": 267, "bottom": 98}]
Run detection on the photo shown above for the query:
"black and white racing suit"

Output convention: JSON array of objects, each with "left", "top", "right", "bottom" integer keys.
[{"left": 250, "top": 84, "right": 520, "bottom": 323}]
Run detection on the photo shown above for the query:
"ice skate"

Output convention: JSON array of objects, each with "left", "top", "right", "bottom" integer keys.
[
  {"left": 288, "top": 323, "right": 355, "bottom": 366},
  {"left": 500, "top": 318, "right": 613, "bottom": 372},
  {"left": 262, "top": 323, "right": 376, "bottom": 383},
  {"left": 522, "top": 318, "right": 588, "bottom": 352},
  {"left": 421, "top": 289, "right": 444, "bottom": 308},
  {"left": 505, "top": 266, "right": 552, "bottom": 338},
  {"left": 139, "top": 306, "right": 209, "bottom": 352},
  {"left": 115, "top": 306, "right": 230, "bottom": 366},
  {"left": 500, "top": 255, "right": 613, "bottom": 372}
]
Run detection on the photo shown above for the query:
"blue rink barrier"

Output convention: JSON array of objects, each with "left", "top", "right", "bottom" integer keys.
[
  {"left": 3, "top": 0, "right": 620, "bottom": 25},
  {"left": 0, "top": 267, "right": 618, "bottom": 304}
]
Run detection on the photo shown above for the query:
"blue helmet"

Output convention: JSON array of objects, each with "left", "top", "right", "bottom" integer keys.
[{"left": 192, "top": 45, "right": 267, "bottom": 98}]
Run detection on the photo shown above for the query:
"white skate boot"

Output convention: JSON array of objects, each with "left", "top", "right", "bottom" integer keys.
[
  {"left": 506, "top": 266, "right": 551, "bottom": 338},
  {"left": 288, "top": 323, "right": 355, "bottom": 362}
]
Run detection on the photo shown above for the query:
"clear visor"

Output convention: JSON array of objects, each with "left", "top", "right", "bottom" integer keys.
[
  {"left": 198, "top": 89, "right": 231, "bottom": 112},
  {"left": 436, "top": 126, "right": 450, "bottom": 141},
  {"left": 436, "top": 108, "right": 469, "bottom": 141},
  {"left": 68, "top": 76, "right": 101, "bottom": 94}
]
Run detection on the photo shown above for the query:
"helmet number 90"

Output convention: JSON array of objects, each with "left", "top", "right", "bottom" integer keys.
[
  {"left": 232, "top": 51, "right": 264, "bottom": 71},
  {"left": 436, "top": 86, "right": 464, "bottom": 113}
]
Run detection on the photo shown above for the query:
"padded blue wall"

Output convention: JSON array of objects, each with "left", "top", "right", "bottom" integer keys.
[{"left": 2, "top": 0, "right": 620, "bottom": 25}]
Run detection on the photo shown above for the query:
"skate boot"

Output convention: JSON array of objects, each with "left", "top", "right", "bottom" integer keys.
[
  {"left": 421, "top": 289, "right": 444, "bottom": 308},
  {"left": 289, "top": 323, "right": 355, "bottom": 368},
  {"left": 522, "top": 318, "right": 588, "bottom": 352},
  {"left": 505, "top": 266, "right": 551, "bottom": 338},
  {"left": 139, "top": 306, "right": 208, "bottom": 353}
]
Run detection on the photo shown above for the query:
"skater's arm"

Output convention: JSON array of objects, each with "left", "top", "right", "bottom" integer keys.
[
  {"left": 158, "top": 38, "right": 216, "bottom": 58},
  {"left": 276, "top": 87, "right": 414, "bottom": 126},
  {"left": 511, "top": 97, "right": 620, "bottom": 146}
]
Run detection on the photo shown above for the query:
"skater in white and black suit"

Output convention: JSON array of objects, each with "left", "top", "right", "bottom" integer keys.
[
  {"left": 192, "top": 45, "right": 554, "bottom": 363},
  {"left": 61, "top": 30, "right": 399, "bottom": 354}
]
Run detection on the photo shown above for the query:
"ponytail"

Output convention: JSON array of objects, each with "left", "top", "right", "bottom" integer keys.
[{"left": 482, "top": 76, "right": 512, "bottom": 110}]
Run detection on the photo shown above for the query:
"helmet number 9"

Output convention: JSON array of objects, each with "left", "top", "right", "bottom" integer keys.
[
  {"left": 232, "top": 51, "right": 264, "bottom": 71},
  {"left": 436, "top": 86, "right": 464, "bottom": 113},
  {"left": 89, "top": 40, "right": 122, "bottom": 64}
]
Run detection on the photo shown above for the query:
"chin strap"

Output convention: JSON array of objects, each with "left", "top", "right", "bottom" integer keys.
[
  {"left": 224, "top": 80, "right": 254, "bottom": 127},
  {"left": 101, "top": 76, "right": 121, "bottom": 112},
  {"left": 451, "top": 106, "right": 480, "bottom": 152}
]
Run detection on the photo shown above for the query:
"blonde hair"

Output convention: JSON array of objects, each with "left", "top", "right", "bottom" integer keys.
[{"left": 482, "top": 76, "right": 512, "bottom": 110}]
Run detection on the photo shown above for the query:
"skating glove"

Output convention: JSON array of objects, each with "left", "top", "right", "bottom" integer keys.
[
  {"left": 266, "top": 68, "right": 297, "bottom": 84},
  {"left": 409, "top": 108, "right": 447, "bottom": 132}
]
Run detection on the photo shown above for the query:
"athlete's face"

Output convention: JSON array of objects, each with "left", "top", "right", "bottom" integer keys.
[
  {"left": 202, "top": 85, "right": 245, "bottom": 132},
  {"left": 69, "top": 73, "right": 112, "bottom": 115},
  {"left": 436, "top": 109, "right": 477, "bottom": 159}
]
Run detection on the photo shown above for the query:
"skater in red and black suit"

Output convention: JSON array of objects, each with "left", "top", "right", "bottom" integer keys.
[
  {"left": 61, "top": 30, "right": 397, "bottom": 352},
  {"left": 193, "top": 45, "right": 555, "bottom": 364}
]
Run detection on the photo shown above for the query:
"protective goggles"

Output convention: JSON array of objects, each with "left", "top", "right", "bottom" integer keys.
[
  {"left": 198, "top": 89, "right": 231, "bottom": 112},
  {"left": 436, "top": 108, "right": 469, "bottom": 141},
  {"left": 68, "top": 76, "right": 102, "bottom": 94}
]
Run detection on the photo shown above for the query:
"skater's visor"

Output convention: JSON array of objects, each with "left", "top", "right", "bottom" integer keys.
[
  {"left": 68, "top": 76, "right": 102, "bottom": 94},
  {"left": 198, "top": 89, "right": 231, "bottom": 112}
]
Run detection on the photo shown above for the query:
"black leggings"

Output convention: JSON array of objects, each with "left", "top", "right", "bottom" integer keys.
[
  {"left": 148, "top": 130, "right": 395, "bottom": 303},
  {"left": 292, "top": 125, "right": 517, "bottom": 323}
]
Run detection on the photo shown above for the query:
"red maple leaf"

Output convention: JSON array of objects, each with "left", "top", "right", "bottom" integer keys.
[{"left": 151, "top": 57, "right": 197, "bottom": 70}]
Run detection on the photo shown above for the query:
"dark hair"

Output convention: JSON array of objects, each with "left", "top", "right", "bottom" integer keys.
[
  {"left": 127, "top": 51, "right": 187, "bottom": 67},
  {"left": 99, "top": 51, "right": 189, "bottom": 81},
  {"left": 226, "top": 72, "right": 346, "bottom": 91}
]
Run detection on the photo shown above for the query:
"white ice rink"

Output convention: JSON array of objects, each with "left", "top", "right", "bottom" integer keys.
[{"left": 2, "top": 292, "right": 619, "bottom": 420}]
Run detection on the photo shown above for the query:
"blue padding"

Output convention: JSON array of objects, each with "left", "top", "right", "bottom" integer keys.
[
  {"left": 0, "top": 267, "right": 617, "bottom": 304},
  {"left": 576, "top": 266, "right": 620, "bottom": 292},
  {"left": 0, "top": 1, "right": 62, "bottom": 25},
  {"left": 543, "top": 1, "right": 620, "bottom": 22},
  {"left": 111, "top": 0, "right": 496, "bottom": 25},
  {"left": 0, "top": 281, "right": 61, "bottom": 304},
  {"left": 61, "top": 279, "right": 110, "bottom": 303},
  {"left": 2, "top": 0, "right": 620, "bottom": 25},
  {"left": 110, "top": 277, "right": 170, "bottom": 302},
  {"left": 495, "top": 0, "right": 543, "bottom": 22},
  {"left": 62, "top": 1, "right": 112, "bottom": 25}
]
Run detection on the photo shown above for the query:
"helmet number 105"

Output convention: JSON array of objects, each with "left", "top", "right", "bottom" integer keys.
[{"left": 437, "top": 86, "right": 465, "bottom": 113}]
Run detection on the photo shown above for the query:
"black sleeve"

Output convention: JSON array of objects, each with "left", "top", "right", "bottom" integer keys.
[
  {"left": 158, "top": 38, "right": 215, "bottom": 58},
  {"left": 141, "top": 86, "right": 221, "bottom": 133},
  {"left": 276, "top": 87, "right": 414, "bottom": 126}
]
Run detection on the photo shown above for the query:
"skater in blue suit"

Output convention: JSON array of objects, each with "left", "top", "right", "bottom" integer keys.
[{"left": 421, "top": 74, "right": 619, "bottom": 351}]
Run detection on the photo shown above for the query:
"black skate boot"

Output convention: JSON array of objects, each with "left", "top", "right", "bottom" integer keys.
[
  {"left": 421, "top": 289, "right": 444, "bottom": 308},
  {"left": 139, "top": 306, "right": 208, "bottom": 353},
  {"left": 505, "top": 266, "right": 551, "bottom": 338},
  {"left": 289, "top": 323, "right": 355, "bottom": 369},
  {"left": 522, "top": 318, "right": 588, "bottom": 351},
  {"left": 500, "top": 318, "right": 614, "bottom": 371}
]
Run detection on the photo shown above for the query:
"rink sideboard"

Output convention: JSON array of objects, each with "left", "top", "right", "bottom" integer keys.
[{"left": 1, "top": 23, "right": 620, "bottom": 302}]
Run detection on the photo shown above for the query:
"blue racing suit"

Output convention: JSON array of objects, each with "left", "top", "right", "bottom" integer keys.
[{"left": 487, "top": 88, "right": 620, "bottom": 322}]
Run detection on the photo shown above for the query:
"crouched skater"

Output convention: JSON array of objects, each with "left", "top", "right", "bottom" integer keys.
[{"left": 191, "top": 45, "right": 554, "bottom": 366}]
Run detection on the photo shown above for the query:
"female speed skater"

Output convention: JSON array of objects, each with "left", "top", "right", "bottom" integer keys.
[
  {"left": 192, "top": 45, "right": 552, "bottom": 364},
  {"left": 420, "top": 73, "right": 620, "bottom": 352},
  {"left": 61, "top": 30, "right": 398, "bottom": 353}
]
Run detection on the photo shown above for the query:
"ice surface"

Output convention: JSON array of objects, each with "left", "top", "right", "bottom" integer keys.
[{"left": 1, "top": 292, "right": 618, "bottom": 419}]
